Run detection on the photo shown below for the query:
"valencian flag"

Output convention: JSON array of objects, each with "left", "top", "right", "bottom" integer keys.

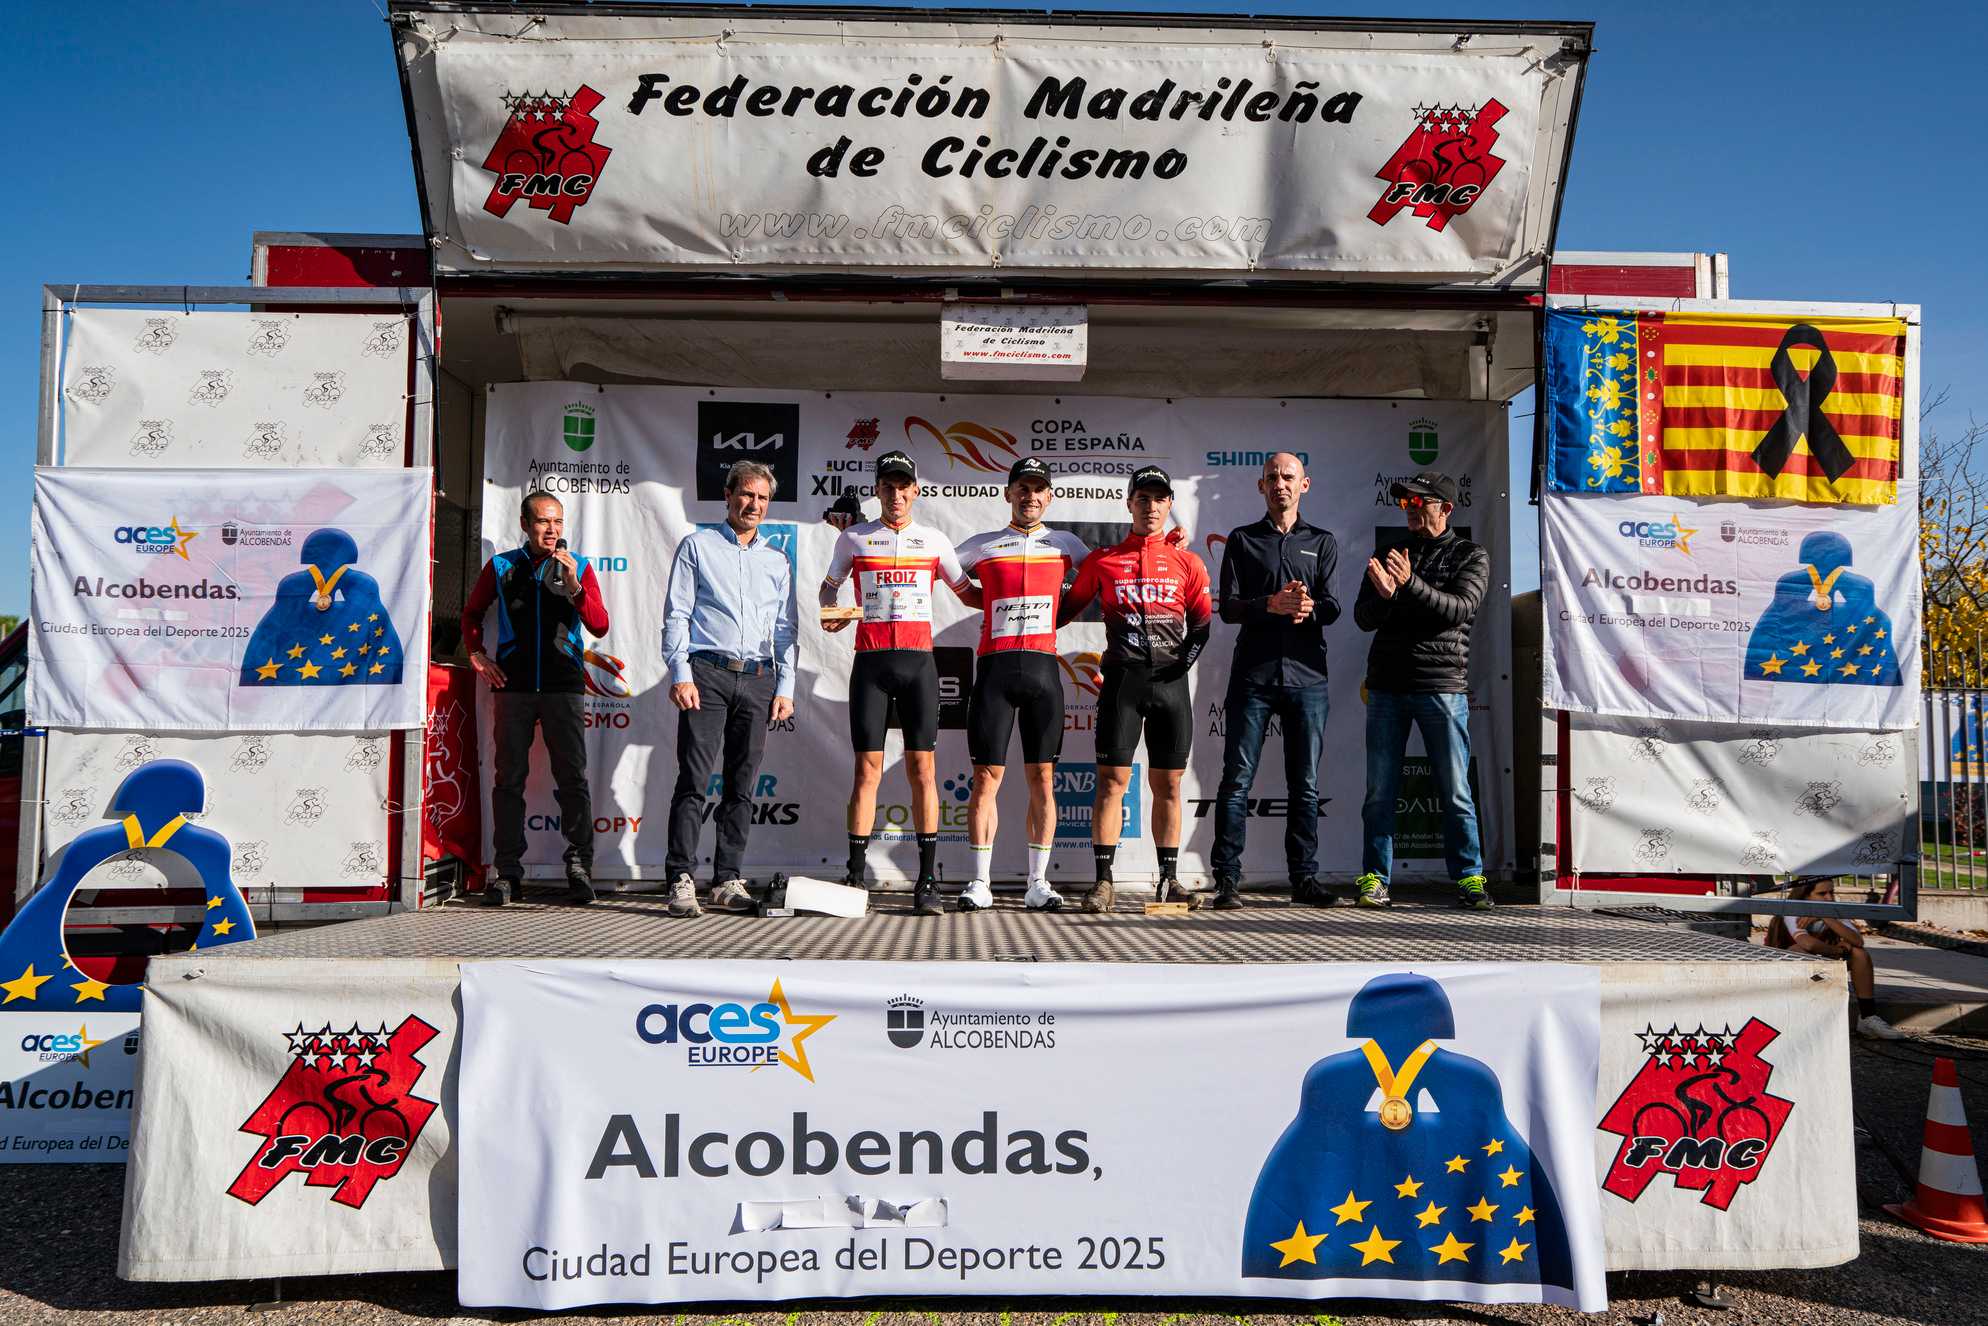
[
  {"left": 239, "top": 528, "right": 406, "bottom": 688},
  {"left": 1242, "top": 974, "right": 1573, "bottom": 1291},
  {"left": 1744, "top": 532, "right": 1902, "bottom": 687},
  {"left": 1545, "top": 309, "right": 1906, "bottom": 505}
]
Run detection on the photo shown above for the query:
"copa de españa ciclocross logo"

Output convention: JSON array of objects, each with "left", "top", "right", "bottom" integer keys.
[
  {"left": 634, "top": 979, "right": 836, "bottom": 1082},
  {"left": 480, "top": 87, "right": 614, "bottom": 225}
]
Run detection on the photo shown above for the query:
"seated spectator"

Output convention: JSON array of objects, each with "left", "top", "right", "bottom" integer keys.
[{"left": 1770, "top": 880, "right": 1904, "bottom": 1040}]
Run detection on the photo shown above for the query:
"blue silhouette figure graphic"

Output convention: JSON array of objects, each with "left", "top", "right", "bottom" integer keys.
[
  {"left": 1242, "top": 973, "right": 1574, "bottom": 1290},
  {"left": 239, "top": 528, "right": 405, "bottom": 687},
  {"left": 1743, "top": 532, "right": 1900, "bottom": 686},
  {"left": 0, "top": 760, "right": 255, "bottom": 1012}
]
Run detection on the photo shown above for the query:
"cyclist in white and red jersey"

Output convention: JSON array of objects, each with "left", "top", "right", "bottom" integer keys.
[
  {"left": 954, "top": 457, "right": 1091, "bottom": 913},
  {"left": 819, "top": 450, "right": 976, "bottom": 916},
  {"left": 1058, "top": 465, "right": 1212, "bottom": 913}
]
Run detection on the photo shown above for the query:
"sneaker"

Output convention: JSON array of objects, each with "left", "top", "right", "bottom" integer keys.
[
  {"left": 1081, "top": 879, "right": 1115, "bottom": 914},
  {"left": 667, "top": 873, "right": 702, "bottom": 918},
  {"left": 913, "top": 877, "right": 944, "bottom": 917},
  {"left": 711, "top": 879, "right": 755, "bottom": 913},
  {"left": 1455, "top": 874, "right": 1494, "bottom": 910},
  {"left": 565, "top": 864, "right": 596, "bottom": 906},
  {"left": 1855, "top": 1013, "right": 1906, "bottom": 1040},
  {"left": 958, "top": 880, "right": 994, "bottom": 912},
  {"left": 1354, "top": 873, "right": 1392, "bottom": 908},
  {"left": 1024, "top": 880, "right": 1064, "bottom": 912},
  {"left": 482, "top": 877, "right": 515, "bottom": 908},
  {"left": 1213, "top": 877, "right": 1244, "bottom": 910},
  {"left": 1291, "top": 876, "right": 1333, "bottom": 908},
  {"left": 1157, "top": 878, "right": 1200, "bottom": 909}
]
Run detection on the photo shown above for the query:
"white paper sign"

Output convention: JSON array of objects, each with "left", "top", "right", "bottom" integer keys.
[{"left": 942, "top": 304, "right": 1088, "bottom": 380}]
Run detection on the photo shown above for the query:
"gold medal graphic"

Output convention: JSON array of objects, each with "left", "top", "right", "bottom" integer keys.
[
  {"left": 1361, "top": 1038, "right": 1438, "bottom": 1131},
  {"left": 1379, "top": 1095, "right": 1414, "bottom": 1131},
  {"left": 307, "top": 563, "right": 349, "bottom": 614}
]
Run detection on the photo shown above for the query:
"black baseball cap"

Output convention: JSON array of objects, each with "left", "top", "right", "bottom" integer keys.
[
  {"left": 1008, "top": 456, "right": 1053, "bottom": 485},
  {"left": 1389, "top": 471, "right": 1459, "bottom": 505},
  {"left": 1127, "top": 464, "right": 1173, "bottom": 497},
  {"left": 876, "top": 450, "right": 917, "bottom": 482}
]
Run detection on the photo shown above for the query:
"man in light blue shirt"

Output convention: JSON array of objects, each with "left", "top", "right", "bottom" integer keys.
[{"left": 662, "top": 460, "right": 797, "bottom": 917}]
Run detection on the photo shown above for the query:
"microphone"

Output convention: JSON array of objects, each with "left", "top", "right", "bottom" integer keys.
[{"left": 548, "top": 537, "right": 573, "bottom": 595}]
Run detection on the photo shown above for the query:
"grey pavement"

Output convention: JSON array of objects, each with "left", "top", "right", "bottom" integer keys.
[{"left": 1868, "top": 933, "right": 1988, "bottom": 1035}]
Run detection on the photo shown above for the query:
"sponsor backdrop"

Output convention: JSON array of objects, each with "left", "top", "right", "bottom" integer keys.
[
  {"left": 1567, "top": 715, "right": 1910, "bottom": 875},
  {"left": 1542, "top": 489, "right": 1920, "bottom": 730},
  {"left": 30, "top": 467, "right": 432, "bottom": 732},
  {"left": 479, "top": 384, "right": 1512, "bottom": 883},
  {"left": 0, "top": 1011, "right": 143, "bottom": 1164},
  {"left": 114, "top": 957, "right": 1851, "bottom": 1284},
  {"left": 39, "top": 733, "right": 392, "bottom": 891},
  {"left": 412, "top": 29, "right": 1572, "bottom": 277},
  {"left": 61, "top": 309, "right": 410, "bottom": 469},
  {"left": 458, "top": 961, "right": 1605, "bottom": 1309}
]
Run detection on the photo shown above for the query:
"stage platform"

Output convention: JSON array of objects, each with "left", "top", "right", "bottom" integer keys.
[{"left": 190, "top": 893, "right": 1803, "bottom": 966}]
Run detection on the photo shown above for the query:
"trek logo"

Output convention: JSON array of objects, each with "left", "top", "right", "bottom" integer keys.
[
  {"left": 696, "top": 401, "right": 799, "bottom": 502},
  {"left": 480, "top": 86, "right": 614, "bottom": 225},
  {"left": 114, "top": 518, "right": 197, "bottom": 559},
  {"left": 1619, "top": 515, "right": 1697, "bottom": 556},
  {"left": 635, "top": 978, "right": 835, "bottom": 1082}
]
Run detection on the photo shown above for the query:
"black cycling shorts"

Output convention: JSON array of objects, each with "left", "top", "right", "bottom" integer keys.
[
  {"left": 968, "top": 651, "right": 1064, "bottom": 767},
  {"left": 1096, "top": 664, "right": 1193, "bottom": 769},
  {"left": 849, "top": 649, "right": 939, "bottom": 753}
]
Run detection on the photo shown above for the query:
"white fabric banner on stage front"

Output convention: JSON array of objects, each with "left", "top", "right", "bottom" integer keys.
[
  {"left": 1542, "top": 490, "right": 1921, "bottom": 729},
  {"left": 60, "top": 309, "right": 409, "bottom": 469},
  {"left": 1568, "top": 715, "right": 1912, "bottom": 875},
  {"left": 29, "top": 467, "right": 432, "bottom": 732},
  {"left": 39, "top": 731, "right": 392, "bottom": 890},
  {"left": 457, "top": 960, "right": 1605, "bottom": 1309},
  {"left": 479, "top": 383, "right": 1512, "bottom": 883},
  {"left": 0, "top": 1011, "right": 142, "bottom": 1163}
]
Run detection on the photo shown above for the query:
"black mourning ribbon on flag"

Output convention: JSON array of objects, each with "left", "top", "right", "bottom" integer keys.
[{"left": 1752, "top": 323, "right": 1856, "bottom": 484}]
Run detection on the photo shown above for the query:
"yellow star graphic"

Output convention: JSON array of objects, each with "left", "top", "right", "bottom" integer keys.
[
  {"left": 1445, "top": 1154, "right": 1469, "bottom": 1173},
  {"left": 71, "top": 1023, "right": 106, "bottom": 1067},
  {"left": 2, "top": 964, "right": 53, "bottom": 1004},
  {"left": 368, "top": 613, "right": 379, "bottom": 622},
  {"left": 255, "top": 658, "right": 281, "bottom": 681},
  {"left": 332, "top": 647, "right": 347, "bottom": 659},
  {"left": 369, "top": 661, "right": 385, "bottom": 676},
  {"left": 1840, "top": 662, "right": 1860, "bottom": 677},
  {"left": 763, "top": 978, "right": 834, "bottom": 1082},
  {"left": 1498, "top": 1164, "right": 1524, "bottom": 1188},
  {"left": 1498, "top": 1237, "right": 1532, "bottom": 1264},
  {"left": 1759, "top": 654, "right": 1785, "bottom": 676},
  {"left": 1875, "top": 626, "right": 1887, "bottom": 639},
  {"left": 1394, "top": 1175, "right": 1423, "bottom": 1199},
  {"left": 374, "top": 626, "right": 385, "bottom": 637},
  {"left": 378, "top": 646, "right": 391, "bottom": 658},
  {"left": 1269, "top": 1220, "right": 1327, "bottom": 1267},
  {"left": 1429, "top": 1231, "right": 1474, "bottom": 1265},
  {"left": 286, "top": 643, "right": 306, "bottom": 659},
  {"left": 1348, "top": 1226, "right": 1400, "bottom": 1266},
  {"left": 1864, "top": 614, "right": 1876, "bottom": 623},
  {"left": 1330, "top": 1191, "right": 1372, "bottom": 1225},
  {"left": 1859, "top": 643, "right": 1874, "bottom": 656},
  {"left": 212, "top": 919, "right": 235, "bottom": 937},
  {"left": 1516, "top": 1206, "right": 1536, "bottom": 1225},
  {"left": 1466, "top": 1196, "right": 1499, "bottom": 1222},
  {"left": 1414, "top": 1201, "right": 1447, "bottom": 1229},
  {"left": 167, "top": 518, "right": 197, "bottom": 560},
  {"left": 1846, "top": 622, "right": 1858, "bottom": 634},
  {"left": 319, "top": 633, "right": 334, "bottom": 646},
  {"left": 205, "top": 895, "right": 222, "bottom": 910},
  {"left": 298, "top": 661, "right": 322, "bottom": 680},
  {"left": 60, "top": 954, "right": 74, "bottom": 969},
  {"left": 1667, "top": 514, "right": 1697, "bottom": 554},
  {"left": 1482, "top": 1138, "right": 1506, "bottom": 1156},
  {"left": 358, "top": 642, "right": 371, "bottom": 655},
  {"left": 1822, "top": 632, "right": 1836, "bottom": 645},
  {"left": 1790, "top": 640, "right": 1809, "bottom": 656},
  {"left": 339, "top": 663, "right": 358, "bottom": 678},
  {"left": 1800, "top": 659, "right": 1822, "bottom": 677},
  {"left": 1830, "top": 646, "right": 1845, "bottom": 659},
  {"left": 71, "top": 976, "right": 110, "bottom": 1004},
  {"left": 348, "top": 622, "right": 362, "bottom": 633}
]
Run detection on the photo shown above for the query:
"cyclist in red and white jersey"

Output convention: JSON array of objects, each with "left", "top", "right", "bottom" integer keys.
[
  {"left": 819, "top": 450, "right": 975, "bottom": 916},
  {"left": 954, "top": 457, "right": 1091, "bottom": 913},
  {"left": 1058, "top": 465, "right": 1212, "bottom": 913}
]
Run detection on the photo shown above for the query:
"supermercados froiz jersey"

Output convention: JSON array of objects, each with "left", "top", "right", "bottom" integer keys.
[
  {"left": 1062, "top": 533, "right": 1213, "bottom": 669},
  {"left": 957, "top": 524, "right": 1090, "bottom": 656},
  {"left": 822, "top": 518, "right": 969, "bottom": 651}
]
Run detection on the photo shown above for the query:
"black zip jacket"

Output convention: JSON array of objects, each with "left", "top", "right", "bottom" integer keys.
[{"left": 1353, "top": 528, "right": 1488, "bottom": 694}]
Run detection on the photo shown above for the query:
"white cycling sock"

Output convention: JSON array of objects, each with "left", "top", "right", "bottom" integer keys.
[
  {"left": 970, "top": 843, "right": 993, "bottom": 886},
  {"left": 1027, "top": 842, "right": 1052, "bottom": 884}
]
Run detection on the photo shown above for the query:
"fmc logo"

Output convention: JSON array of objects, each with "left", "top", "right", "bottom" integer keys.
[
  {"left": 480, "top": 87, "right": 614, "bottom": 225},
  {"left": 114, "top": 517, "right": 197, "bottom": 559},
  {"left": 635, "top": 978, "right": 835, "bottom": 1082},
  {"left": 1618, "top": 514, "right": 1697, "bottom": 556}
]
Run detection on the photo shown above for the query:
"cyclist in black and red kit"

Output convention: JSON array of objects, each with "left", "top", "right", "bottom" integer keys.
[{"left": 1059, "top": 465, "right": 1213, "bottom": 913}]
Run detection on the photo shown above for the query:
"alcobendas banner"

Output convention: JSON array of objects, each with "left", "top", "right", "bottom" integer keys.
[
  {"left": 457, "top": 960, "right": 1606, "bottom": 1309},
  {"left": 479, "top": 384, "right": 1512, "bottom": 883},
  {"left": 30, "top": 467, "right": 432, "bottom": 732}
]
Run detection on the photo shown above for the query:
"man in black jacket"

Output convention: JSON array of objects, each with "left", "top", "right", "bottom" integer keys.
[{"left": 1352, "top": 472, "right": 1491, "bottom": 910}]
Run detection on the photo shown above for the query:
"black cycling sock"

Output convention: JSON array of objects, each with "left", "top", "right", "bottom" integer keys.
[
  {"left": 1157, "top": 847, "right": 1179, "bottom": 879},
  {"left": 1857, "top": 995, "right": 1877, "bottom": 1019},
  {"left": 847, "top": 834, "right": 869, "bottom": 880},
  {"left": 1093, "top": 844, "right": 1116, "bottom": 883},
  {"left": 917, "top": 833, "right": 938, "bottom": 881}
]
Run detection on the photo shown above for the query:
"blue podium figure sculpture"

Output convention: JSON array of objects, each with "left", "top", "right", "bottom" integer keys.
[{"left": 239, "top": 528, "right": 405, "bottom": 687}]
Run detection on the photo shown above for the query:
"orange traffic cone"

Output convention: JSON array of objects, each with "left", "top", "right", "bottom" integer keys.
[{"left": 1885, "top": 1057, "right": 1988, "bottom": 1243}]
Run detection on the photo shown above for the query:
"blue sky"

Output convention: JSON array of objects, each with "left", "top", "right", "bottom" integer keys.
[{"left": 4, "top": 1, "right": 1981, "bottom": 614}]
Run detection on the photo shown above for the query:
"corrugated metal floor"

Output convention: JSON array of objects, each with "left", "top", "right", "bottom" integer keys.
[{"left": 200, "top": 894, "right": 1800, "bottom": 965}]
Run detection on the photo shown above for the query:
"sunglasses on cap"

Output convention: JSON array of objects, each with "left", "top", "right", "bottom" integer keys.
[{"left": 1397, "top": 494, "right": 1444, "bottom": 510}]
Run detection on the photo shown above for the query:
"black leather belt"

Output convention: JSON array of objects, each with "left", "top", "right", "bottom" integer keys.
[{"left": 691, "top": 651, "right": 774, "bottom": 676}]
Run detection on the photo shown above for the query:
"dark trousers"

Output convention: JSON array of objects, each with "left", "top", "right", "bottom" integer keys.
[
  {"left": 491, "top": 690, "right": 591, "bottom": 879},
  {"left": 665, "top": 660, "right": 775, "bottom": 883},
  {"left": 1212, "top": 679, "right": 1330, "bottom": 882}
]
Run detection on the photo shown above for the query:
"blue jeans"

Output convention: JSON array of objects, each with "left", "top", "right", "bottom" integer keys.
[
  {"left": 1361, "top": 690, "right": 1483, "bottom": 883},
  {"left": 1213, "top": 680, "right": 1329, "bottom": 881}
]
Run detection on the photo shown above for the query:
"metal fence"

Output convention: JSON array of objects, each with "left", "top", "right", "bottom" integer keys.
[{"left": 1920, "top": 677, "right": 1988, "bottom": 893}]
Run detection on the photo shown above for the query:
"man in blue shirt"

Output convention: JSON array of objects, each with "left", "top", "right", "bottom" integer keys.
[
  {"left": 1212, "top": 452, "right": 1341, "bottom": 910},
  {"left": 662, "top": 460, "right": 798, "bottom": 917}
]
